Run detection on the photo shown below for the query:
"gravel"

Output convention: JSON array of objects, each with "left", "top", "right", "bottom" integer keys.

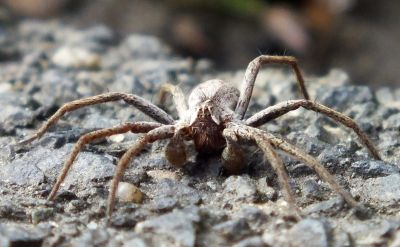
[
  {"left": 287, "top": 219, "right": 330, "bottom": 247},
  {"left": 0, "top": 20, "right": 399, "bottom": 246}
]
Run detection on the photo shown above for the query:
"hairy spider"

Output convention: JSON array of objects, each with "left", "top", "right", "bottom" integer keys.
[{"left": 19, "top": 55, "right": 381, "bottom": 221}]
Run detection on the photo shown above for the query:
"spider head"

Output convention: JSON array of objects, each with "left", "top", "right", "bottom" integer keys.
[
  {"left": 185, "top": 79, "right": 240, "bottom": 126},
  {"left": 180, "top": 79, "right": 240, "bottom": 153}
]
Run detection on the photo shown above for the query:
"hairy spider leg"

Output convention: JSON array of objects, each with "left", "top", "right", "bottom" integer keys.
[
  {"left": 235, "top": 55, "right": 310, "bottom": 119},
  {"left": 245, "top": 99, "right": 381, "bottom": 160},
  {"left": 47, "top": 122, "right": 162, "bottom": 201},
  {"left": 19, "top": 92, "right": 174, "bottom": 145},
  {"left": 265, "top": 132, "right": 359, "bottom": 207},
  {"left": 224, "top": 127, "right": 300, "bottom": 217},
  {"left": 221, "top": 129, "right": 247, "bottom": 174},
  {"left": 228, "top": 123, "right": 358, "bottom": 208},
  {"left": 159, "top": 83, "right": 188, "bottom": 120},
  {"left": 107, "top": 125, "right": 175, "bottom": 222}
]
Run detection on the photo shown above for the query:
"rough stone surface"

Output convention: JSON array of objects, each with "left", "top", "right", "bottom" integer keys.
[
  {"left": 221, "top": 175, "right": 258, "bottom": 204},
  {"left": 135, "top": 207, "right": 200, "bottom": 247},
  {"left": 351, "top": 160, "right": 399, "bottom": 178},
  {"left": 356, "top": 174, "right": 400, "bottom": 206},
  {"left": 0, "top": 145, "right": 115, "bottom": 188},
  {"left": 288, "top": 219, "right": 330, "bottom": 247},
  {"left": 0, "top": 20, "right": 399, "bottom": 246},
  {"left": 0, "top": 223, "right": 48, "bottom": 247}
]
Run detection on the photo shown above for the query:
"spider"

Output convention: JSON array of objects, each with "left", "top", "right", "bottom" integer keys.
[{"left": 19, "top": 55, "right": 381, "bottom": 222}]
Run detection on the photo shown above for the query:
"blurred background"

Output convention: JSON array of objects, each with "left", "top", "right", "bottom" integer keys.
[{"left": 0, "top": 0, "right": 399, "bottom": 88}]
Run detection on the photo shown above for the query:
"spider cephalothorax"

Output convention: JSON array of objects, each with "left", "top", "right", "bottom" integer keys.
[
  {"left": 19, "top": 55, "right": 381, "bottom": 222},
  {"left": 183, "top": 79, "right": 239, "bottom": 154}
]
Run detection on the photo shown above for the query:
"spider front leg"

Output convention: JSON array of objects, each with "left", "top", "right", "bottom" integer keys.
[
  {"left": 235, "top": 55, "right": 310, "bottom": 119},
  {"left": 224, "top": 126, "right": 300, "bottom": 217},
  {"left": 47, "top": 122, "right": 162, "bottom": 200},
  {"left": 107, "top": 125, "right": 175, "bottom": 222},
  {"left": 19, "top": 92, "right": 174, "bottom": 145},
  {"left": 246, "top": 99, "right": 381, "bottom": 160}
]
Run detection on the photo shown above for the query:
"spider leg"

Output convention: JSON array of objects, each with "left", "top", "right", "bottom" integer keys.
[
  {"left": 246, "top": 99, "right": 381, "bottom": 160},
  {"left": 221, "top": 129, "right": 247, "bottom": 174},
  {"left": 265, "top": 132, "right": 358, "bottom": 208},
  {"left": 235, "top": 55, "right": 310, "bottom": 119},
  {"left": 19, "top": 92, "right": 175, "bottom": 145},
  {"left": 47, "top": 122, "right": 162, "bottom": 201},
  {"left": 159, "top": 83, "right": 188, "bottom": 120},
  {"left": 107, "top": 125, "right": 175, "bottom": 222},
  {"left": 224, "top": 126, "right": 300, "bottom": 217},
  {"left": 228, "top": 123, "right": 358, "bottom": 208}
]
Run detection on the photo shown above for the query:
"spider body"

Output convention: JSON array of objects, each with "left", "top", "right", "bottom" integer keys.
[
  {"left": 185, "top": 79, "right": 238, "bottom": 154},
  {"left": 19, "top": 55, "right": 382, "bottom": 222}
]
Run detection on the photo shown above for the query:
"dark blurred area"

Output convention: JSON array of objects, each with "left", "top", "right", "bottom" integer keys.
[{"left": 0, "top": 0, "right": 399, "bottom": 87}]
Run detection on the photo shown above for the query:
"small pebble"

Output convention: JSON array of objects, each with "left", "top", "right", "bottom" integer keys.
[
  {"left": 117, "top": 182, "right": 144, "bottom": 203},
  {"left": 108, "top": 134, "right": 125, "bottom": 143},
  {"left": 52, "top": 46, "right": 100, "bottom": 69},
  {"left": 31, "top": 207, "right": 54, "bottom": 224}
]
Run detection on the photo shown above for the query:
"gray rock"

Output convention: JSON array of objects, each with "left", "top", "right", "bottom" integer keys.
[
  {"left": 317, "top": 144, "right": 353, "bottom": 171},
  {"left": 150, "top": 197, "right": 178, "bottom": 212},
  {"left": 288, "top": 219, "right": 330, "bottom": 247},
  {"left": 383, "top": 112, "right": 400, "bottom": 130},
  {"left": 122, "top": 34, "right": 170, "bottom": 59},
  {"left": 135, "top": 152, "right": 171, "bottom": 170},
  {"left": 0, "top": 200, "right": 27, "bottom": 221},
  {"left": 376, "top": 87, "right": 395, "bottom": 105},
  {"left": 213, "top": 218, "right": 253, "bottom": 242},
  {"left": 345, "top": 102, "right": 377, "bottom": 123},
  {"left": 304, "top": 123, "right": 335, "bottom": 144},
  {"left": 0, "top": 155, "right": 45, "bottom": 185},
  {"left": 222, "top": 175, "right": 258, "bottom": 203},
  {"left": 65, "top": 199, "right": 88, "bottom": 213},
  {"left": 123, "top": 237, "right": 149, "bottom": 247},
  {"left": 69, "top": 228, "right": 110, "bottom": 247},
  {"left": 0, "top": 141, "right": 15, "bottom": 164},
  {"left": 31, "top": 207, "right": 54, "bottom": 224},
  {"left": 0, "top": 223, "right": 48, "bottom": 247},
  {"left": 234, "top": 206, "right": 268, "bottom": 230},
  {"left": 149, "top": 179, "right": 201, "bottom": 207},
  {"left": 378, "top": 131, "right": 400, "bottom": 150},
  {"left": 340, "top": 219, "right": 400, "bottom": 246},
  {"left": 317, "top": 86, "right": 375, "bottom": 111},
  {"left": 358, "top": 174, "right": 400, "bottom": 206},
  {"left": 351, "top": 160, "right": 399, "bottom": 178},
  {"left": 256, "top": 177, "right": 278, "bottom": 202},
  {"left": 286, "top": 131, "right": 330, "bottom": 156},
  {"left": 232, "top": 236, "right": 266, "bottom": 247},
  {"left": 1, "top": 145, "right": 115, "bottom": 188},
  {"left": 83, "top": 25, "right": 115, "bottom": 46},
  {"left": 0, "top": 93, "right": 34, "bottom": 134},
  {"left": 301, "top": 179, "right": 326, "bottom": 199},
  {"left": 111, "top": 212, "right": 140, "bottom": 228},
  {"left": 135, "top": 207, "right": 200, "bottom": 247},
  {"left": 304, "top": 196, "right": 344, "bottom": 215}
]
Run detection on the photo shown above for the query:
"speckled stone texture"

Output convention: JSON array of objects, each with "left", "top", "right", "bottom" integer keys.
[{"left": 0, "top": 20, "right": 399, "bottom": 247}]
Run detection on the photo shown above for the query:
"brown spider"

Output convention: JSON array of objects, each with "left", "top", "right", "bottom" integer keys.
[{"left": 19, "top": 55, "right": 381, "bottom": 221}]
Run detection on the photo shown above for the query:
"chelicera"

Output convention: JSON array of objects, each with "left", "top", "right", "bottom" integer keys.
[{"left": 19, "top": 55, "right": 381, "bottom": 221}]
